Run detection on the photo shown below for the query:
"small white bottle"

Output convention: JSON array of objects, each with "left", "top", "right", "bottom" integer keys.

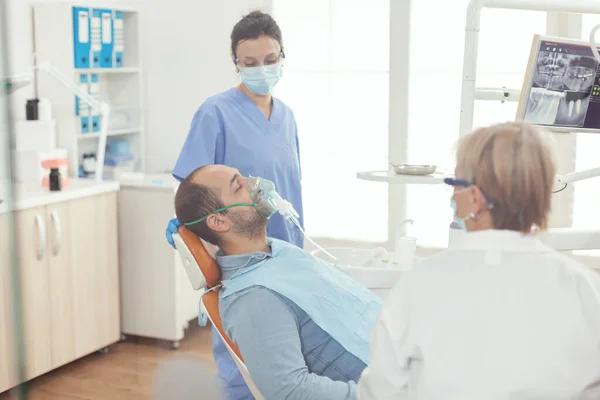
[
  {"left": 395, "top": 219, "right": 416, "bottom": 270},
  {"left": 448, "top": 221, "right": 466, "bottom": 248},
  {"left": 38, "top": 98, "right": 53, "bottom": 121}
]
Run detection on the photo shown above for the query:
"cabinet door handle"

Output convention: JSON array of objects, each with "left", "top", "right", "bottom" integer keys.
[
  {"left": 35, "top": 214, "right": 46, "bottom": 261},
  {"left": 51, "top": 210, "right": 62, "bottom": 256}
]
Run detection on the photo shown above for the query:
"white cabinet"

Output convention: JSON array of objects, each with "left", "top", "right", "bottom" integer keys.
[
  {"left": 2, "top": 191, "right": 120, "bottom": 392},
  {"left": 97, "top": 192, "right": 121, "bottom": 350},
  {"left": 0, "top": 212, "right": 19, "bottom": 393},
  {"left": 47, "top": 201, "right": 76, "bottom": 368},
  {"left": 14, "top": 206, "right": 53, "bottom": 380},
  {"left": 118, "top": 175, "right": 200, "bottom": 347},
  {"left": 70, "top": 192, "right": 120, "bottom": 358}
]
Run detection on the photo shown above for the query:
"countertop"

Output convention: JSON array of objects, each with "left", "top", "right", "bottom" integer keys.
[
  {"left": 117, "top": 173, "right": 179, "bottom": 191},
  {"left": 0, "top": 178, "right": 120, "bottom": 214}
]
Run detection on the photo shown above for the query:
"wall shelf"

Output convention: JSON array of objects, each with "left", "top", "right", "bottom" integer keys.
[
  {"left": 75, "top": 67, "right": 141, "bottom": 74},
  {"left": 78, "top": 127, "right": 141, "bottom": 139},
  {"left": 33, "top": 2, "right": 145, "bottom": 177}
]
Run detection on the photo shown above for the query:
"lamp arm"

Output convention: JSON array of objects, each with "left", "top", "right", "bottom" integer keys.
[
  {"left": 34, "top": 62, "right": 109, "bottom": 114},
  {"left": 556, "top": 167, "right": 600, "bottom": 186}
]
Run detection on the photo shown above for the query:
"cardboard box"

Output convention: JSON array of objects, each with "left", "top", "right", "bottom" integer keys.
[{"left": 13, "top": 120, "right": 57, "bottom": 152}]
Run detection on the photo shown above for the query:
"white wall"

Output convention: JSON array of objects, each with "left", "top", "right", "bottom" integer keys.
[
  {"left": 141, "top": 0, "right": 272, "bottom": 173},
  {"left": 3, "top": 0, "right": 271, "bottom": 173},
  {"left": 5, "top": 0, "right": 43, "bottom": 121}
]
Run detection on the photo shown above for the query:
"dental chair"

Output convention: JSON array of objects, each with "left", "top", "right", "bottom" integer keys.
[{"left": 173, "top": 227, "right": 265, "bottom": 400}]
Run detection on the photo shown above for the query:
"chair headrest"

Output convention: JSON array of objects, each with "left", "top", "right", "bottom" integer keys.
[{"left": 174, "top": 226, "right": 222, "bottom": 290}]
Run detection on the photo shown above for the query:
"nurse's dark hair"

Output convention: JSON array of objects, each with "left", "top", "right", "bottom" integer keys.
[
  {"left": 175, "top": 167, "right": 226, "bottom": 247},
  {"left": 230, "top": 10, "right": 283, "bottom": 57}
]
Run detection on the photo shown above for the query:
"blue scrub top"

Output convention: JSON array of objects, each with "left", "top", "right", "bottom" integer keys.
[
  {"left": 173, "top": 87, "right": 304, "bottom": 247},
  {"left": 172, "top": 87, "right": 304, "bottom": 400}
]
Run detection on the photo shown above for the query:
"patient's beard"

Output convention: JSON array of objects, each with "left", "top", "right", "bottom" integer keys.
[{"left": 230, "top": 209, "right": 267, "bottom": 240}]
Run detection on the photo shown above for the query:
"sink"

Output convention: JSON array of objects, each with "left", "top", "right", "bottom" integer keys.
[{"left": 311, "top": 247, "right": 404, "bottom": 299}]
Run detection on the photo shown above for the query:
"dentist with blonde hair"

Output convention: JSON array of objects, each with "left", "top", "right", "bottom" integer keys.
[{"left": 358, "top": 122, "right": 600, "bottom": 399}]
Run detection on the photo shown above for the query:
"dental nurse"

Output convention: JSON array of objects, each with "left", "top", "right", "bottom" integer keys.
[{"left": 165, "top": 11, "right": 304, "bottom": 400}]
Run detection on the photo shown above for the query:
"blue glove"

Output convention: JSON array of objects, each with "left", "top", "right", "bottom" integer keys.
[{"left": 166, "top": 218, "right": 182, "bottom": 249}]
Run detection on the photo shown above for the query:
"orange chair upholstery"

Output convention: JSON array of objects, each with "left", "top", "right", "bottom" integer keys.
[
  {"left": 174, "top": 227, "right": 265, "bottom": 399},
  {"left": 176, "top": 226, "right": 243, "bottom": 361}
]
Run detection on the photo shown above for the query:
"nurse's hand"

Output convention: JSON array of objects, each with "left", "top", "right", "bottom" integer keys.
[{"left": 166, "top": 218, "right": 182, "bottom": 249}]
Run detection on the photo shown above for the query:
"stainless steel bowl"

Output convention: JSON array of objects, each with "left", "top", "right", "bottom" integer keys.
[{"left": 389, "top": 163, "right": 437, "bottom": 176}]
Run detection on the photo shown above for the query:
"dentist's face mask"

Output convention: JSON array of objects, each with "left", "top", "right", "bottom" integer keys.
[
  {"left": 183, "top": 176, "right": 280, "bottom": 227},
  {"left": 239, "top": 62, "right": 283, "bottom": 95},
  {"left": 444, "top": 177, "right": 494, "bottom": 231},
  {"left": 450, "top": 190, "right": 471, "bottom": 230}
]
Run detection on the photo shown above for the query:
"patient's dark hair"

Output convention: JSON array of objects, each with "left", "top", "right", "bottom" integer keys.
[{"left": 175, "top": 167, "right": 227, "bottom": 246}]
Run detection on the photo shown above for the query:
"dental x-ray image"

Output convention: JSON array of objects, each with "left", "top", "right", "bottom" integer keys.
[
  {"left": 524, "top": 47, "right": 599, "bottom": 128},
  {"left": 555, "top": 90, "right": 591, "bottom": 126},
  {"left": 533, "top": 52, "right": 598, "bottom": 92},
  {"left": 523, "top": 87, "right": 565, "bottom": 125},
  {"left": 533, "top": 52, "right": 569, "bottom": 90},
  {"left": 564, "top": 59, "right": 597, "bottom": 91}
]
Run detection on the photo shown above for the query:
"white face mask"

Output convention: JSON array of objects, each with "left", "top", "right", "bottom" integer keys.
[
  {"left": 450, "top": 197, "right": 469, "bottom": 230},
  {"left": 450, "top": 184, "right": 496, "bottom": 230},
  {"left": 239, "top": 62, "right": 283, "bottom": 95},
  {"left": 449, "top": 185, "right": 473, "bottom": 230}
]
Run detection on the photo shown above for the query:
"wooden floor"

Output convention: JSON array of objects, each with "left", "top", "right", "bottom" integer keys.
[{"left": 1, "top": 325, "right": 216, "bottom": 400}]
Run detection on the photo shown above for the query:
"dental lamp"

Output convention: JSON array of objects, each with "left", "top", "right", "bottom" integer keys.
[{"left": 2, "top": 62, "right": 110, "bottom": 182}]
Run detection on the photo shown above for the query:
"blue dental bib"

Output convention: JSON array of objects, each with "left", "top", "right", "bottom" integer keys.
[{"left": 220, "top": 239, "right": 382, "bottom": 364}]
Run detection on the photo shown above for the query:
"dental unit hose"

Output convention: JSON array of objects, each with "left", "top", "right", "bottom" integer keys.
[{"left": 270, "top": 192, "right": 339, "bottom": 266}]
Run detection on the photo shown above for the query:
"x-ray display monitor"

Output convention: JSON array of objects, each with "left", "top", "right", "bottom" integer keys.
[{"left": 518, "top": 35, "right": 600, "bottom": 132}]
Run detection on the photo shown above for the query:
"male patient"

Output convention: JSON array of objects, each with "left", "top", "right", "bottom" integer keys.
[{"left": 174, "top": 165, "right": 382, "bottom": 400}]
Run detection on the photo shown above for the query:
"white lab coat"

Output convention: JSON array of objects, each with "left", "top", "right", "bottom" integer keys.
[{"left": 357, "top": 230, "right": 600, "bottom": 400}]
